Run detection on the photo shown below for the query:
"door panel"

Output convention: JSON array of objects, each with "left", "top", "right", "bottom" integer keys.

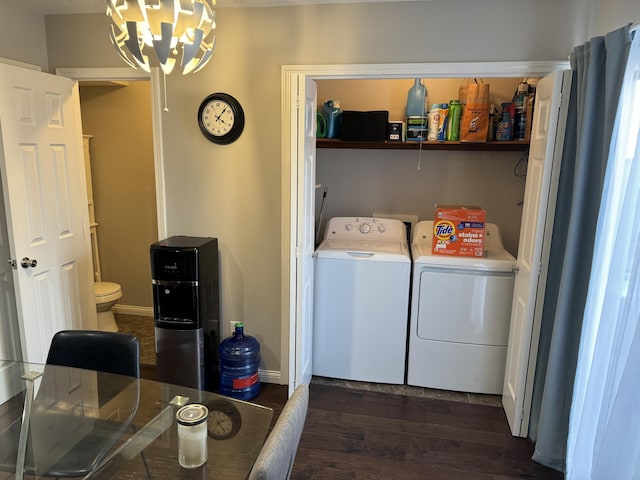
[
  {"left": 0, "top": 63, "right": 95, "bottom": 364},
  {"left": 502, "top": 70, "right": 571, "bottom": 436},
  {"left": 293, "top": 76, "right": 317, "bottom": 392}
]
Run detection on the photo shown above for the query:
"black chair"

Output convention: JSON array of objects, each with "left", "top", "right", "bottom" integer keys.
[
  {"left": 0, "top": 330, "right": 141, "bottom": 478},
  {"left": 46, "top": 330, "right": 140, "bottom": 378}
]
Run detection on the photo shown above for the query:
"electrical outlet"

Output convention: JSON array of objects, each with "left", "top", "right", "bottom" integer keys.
[{"left": 229, "top": 321, "right": 238, "bottom": 334}]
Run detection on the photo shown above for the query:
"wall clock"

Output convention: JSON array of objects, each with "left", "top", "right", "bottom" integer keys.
[
  {"left": 206, "top": 399, "right": 242, "bottom": 440},
  {"left": 198, "top": 92, "right": 245, "bottom": 145}
]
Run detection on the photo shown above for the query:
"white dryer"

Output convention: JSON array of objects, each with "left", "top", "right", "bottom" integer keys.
[
  {"left": 408, "top": 220, "right": 516, "bottom": 394},
  {"left": 313, "top": 217, "right": 411, "bottom": 384}
]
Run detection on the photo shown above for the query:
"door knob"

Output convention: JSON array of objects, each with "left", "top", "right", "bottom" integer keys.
[{"left": 20, "top": 257, "right": 37, "bottom": 269}]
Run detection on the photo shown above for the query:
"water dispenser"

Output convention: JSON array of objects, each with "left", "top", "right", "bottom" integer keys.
[{"left": 150, "top": 236, "right": 220, "bottom": 391}]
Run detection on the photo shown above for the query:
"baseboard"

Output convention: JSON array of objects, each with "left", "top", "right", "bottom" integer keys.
[
  {"left": 113, "top": 304, "right": 154, "bottom": 317},
  {"left": 259, "top": 369, "right": 281, "bottom": 384}
]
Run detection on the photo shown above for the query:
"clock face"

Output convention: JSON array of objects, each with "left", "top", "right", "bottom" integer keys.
[
  {"left": 198, "top": 93, "right": 245, "bottom": 145},
  {"left": 209, "top": 410, "right": 234, "bottom": 438},
  {"left": 206, "top": 399, "right": 242, "bottom": 440}
]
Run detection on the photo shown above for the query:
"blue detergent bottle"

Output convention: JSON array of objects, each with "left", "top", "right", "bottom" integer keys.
[{"left": 406, "top": 78, "right": 428, "bottom": 117}]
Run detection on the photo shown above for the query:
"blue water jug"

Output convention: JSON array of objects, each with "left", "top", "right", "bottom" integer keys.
[{"left": 219, "top": 323, "right": 261, "bottom": 400}]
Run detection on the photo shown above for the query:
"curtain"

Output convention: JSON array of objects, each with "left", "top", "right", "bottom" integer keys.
[
  {"left": 528, "top": 25, "right": 632, "bottom": 471},
  {"left": 566, "top": 29, "right": 640, "bottom": 479}
]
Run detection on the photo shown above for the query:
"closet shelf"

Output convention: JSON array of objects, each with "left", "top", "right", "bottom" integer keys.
[{"left": 317, "top": 138, "right": 530, "bottom": 151}]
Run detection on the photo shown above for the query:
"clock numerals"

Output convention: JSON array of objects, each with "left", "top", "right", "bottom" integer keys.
[
  {"left": 206, "top": 400, "right": 242, "bottom": 439},
  {"left": 198, "top": 93, "right": 245, "bottom": 145}
]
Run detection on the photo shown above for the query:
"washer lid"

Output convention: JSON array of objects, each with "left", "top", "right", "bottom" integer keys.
[{"left": 316, "top": 239, "right": 410, "bottom": 262}]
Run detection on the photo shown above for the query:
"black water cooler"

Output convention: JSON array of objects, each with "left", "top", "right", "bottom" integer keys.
[{"left": 150, "top": 236, "right": 220, "bottom": 391}]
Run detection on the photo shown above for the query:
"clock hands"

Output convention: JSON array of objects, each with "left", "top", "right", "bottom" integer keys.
[
  {"left": 214, "top": 106, "right": 228, "bottom": 122},
  {"left": 199, "top": 93, "right": 244, "bottom": 144}
]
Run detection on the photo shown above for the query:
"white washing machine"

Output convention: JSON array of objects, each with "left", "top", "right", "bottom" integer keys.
[
  {"left": 408, "top": 220, "right": 516, "bottom": 394},
  {"left": 313, "top": 217, "right": 411, "bottom": 384}
]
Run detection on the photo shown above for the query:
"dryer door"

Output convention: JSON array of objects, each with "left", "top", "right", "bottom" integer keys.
[{"left": 416, "top": 267, "right": 515, "bottom": 345}]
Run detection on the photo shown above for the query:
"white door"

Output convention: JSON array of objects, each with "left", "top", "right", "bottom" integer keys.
[
  {"left": 0, "top": 64, "right": 96, "bottom": 364},
  {"left": 290, "top": 75, "right": 317, "bottom": 394},
  {"left": 502, "top": 70, "right": 572, "bottom": 436}
]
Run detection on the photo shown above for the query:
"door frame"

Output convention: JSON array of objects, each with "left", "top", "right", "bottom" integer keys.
[
  {"left": 281, "top": 60, "right": 568, "bottom": 396},
  {"left": 56, "top": 67, "right": 167, "bottom": 240}
]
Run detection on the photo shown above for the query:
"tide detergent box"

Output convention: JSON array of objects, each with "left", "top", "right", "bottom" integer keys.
[{"left": 432, "top": 205, "right": 486, "bottom": 257}]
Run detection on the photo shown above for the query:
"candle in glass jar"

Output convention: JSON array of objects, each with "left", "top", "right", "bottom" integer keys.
[{"left": 176, "top": 404, "right": 208, "bottom": 468}]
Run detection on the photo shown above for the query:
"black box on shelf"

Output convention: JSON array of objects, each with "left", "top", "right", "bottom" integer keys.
[
  {"left": 388, "top": 121, "right": 405, "bottom": 142},
  {"left": 341, "top": 110, "right": 389, "bottom": 142}
]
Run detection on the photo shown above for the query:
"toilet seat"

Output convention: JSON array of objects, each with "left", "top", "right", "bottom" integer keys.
[{"left": 94, "top": 281, "right": 122, "bottom": 305}]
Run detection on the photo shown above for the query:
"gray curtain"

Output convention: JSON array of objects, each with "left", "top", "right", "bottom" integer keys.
[{"left": 528, "top": 25, "right": 632, "bottom": 471}]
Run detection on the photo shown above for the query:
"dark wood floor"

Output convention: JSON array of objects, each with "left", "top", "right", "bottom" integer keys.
[{"left": 143, "top": 366, "right": 563, "bottom": 480}]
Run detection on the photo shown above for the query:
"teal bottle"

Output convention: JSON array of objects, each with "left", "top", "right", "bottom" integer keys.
[
  {"left": 322, "top": 100, "right": 342, "bottom": 139},
  {"left": 406, "top": 78, "right": 428, "bottom": 117}
]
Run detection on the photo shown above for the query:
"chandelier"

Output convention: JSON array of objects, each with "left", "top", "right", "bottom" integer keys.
[{"left": 106, "top": 0, "right": 216, "bottom": 76}]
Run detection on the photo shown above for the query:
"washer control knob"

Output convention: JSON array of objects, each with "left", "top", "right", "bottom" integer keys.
[
  {"left": 345, "top": 223, "right": 353, "bottom": 231},
  {"left": 377, "top": 224, "right": 386, "bottom": 233},
  {"left": 359, "top": 223, "right": 371, "bottom": 234}
]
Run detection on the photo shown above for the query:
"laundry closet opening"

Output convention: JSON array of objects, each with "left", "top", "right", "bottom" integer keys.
[{"left": 310, "top": 76, "right": 529, "bottom": 391}]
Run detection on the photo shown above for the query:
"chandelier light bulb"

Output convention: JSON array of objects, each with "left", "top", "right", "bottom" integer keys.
[{"left": 106, "top": 0, "right": 216, "bottom": 75}]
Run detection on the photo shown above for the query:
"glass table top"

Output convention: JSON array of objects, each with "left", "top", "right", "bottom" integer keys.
[{"left": 0, "top": 360, "right": 273, "bottom": 480}]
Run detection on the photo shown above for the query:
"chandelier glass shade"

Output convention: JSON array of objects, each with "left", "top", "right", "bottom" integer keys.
[{"left": 106, "top": 0, "right": 216, "bottom": 75}]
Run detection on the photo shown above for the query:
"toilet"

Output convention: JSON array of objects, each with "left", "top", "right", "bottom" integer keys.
[{"left": 94, "top": 281, "right": 122, "bottom": 332}]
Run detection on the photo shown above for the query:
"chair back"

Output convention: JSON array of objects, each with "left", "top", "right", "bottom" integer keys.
[
  {"left": 249, "top": 383, "right": 309, "bottom": 480},
  {"left": 46, "top": 330, "right": 140, "bottom": 378},
  {"left": 0, "top": 331, "right": 141, "bottom": 477}
]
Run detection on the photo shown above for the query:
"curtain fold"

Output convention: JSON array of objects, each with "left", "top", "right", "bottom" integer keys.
[
  {"left": 529, "top": 25, "right": 632, "bottom": 471},
  {"left": 566, "top": 28, "right": 640, "bottom": 479}
]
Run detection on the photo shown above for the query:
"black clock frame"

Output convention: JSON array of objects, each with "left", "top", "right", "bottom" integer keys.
[{"left": 197, "top": 92, "right": 245, "bottom": 145}]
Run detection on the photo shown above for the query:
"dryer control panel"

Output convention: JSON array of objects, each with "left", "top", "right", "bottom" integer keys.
[{"left": 324, "top": 217, "right": 405, "bottom": 241}]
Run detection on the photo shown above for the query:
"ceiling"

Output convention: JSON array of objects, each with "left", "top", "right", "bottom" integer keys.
[{"left": 18, "top": 0, "right": 430, "bottom": 15}]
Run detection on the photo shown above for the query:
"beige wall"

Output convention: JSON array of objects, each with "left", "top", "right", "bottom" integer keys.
[
  {"left": 0, "top": 2, "right": 48, "bottom": 69},
  {"left": 79, "top": 82, "right": 157, "bottom": 309},
  {"left": 41, "top": 1, "right": 582, "bottom": 376},
  {"left": 0, "top": 0, "right": 611, "bottom": 377},
  {"left": 593, "top": 0, "right": 640, "bottom": 38}
]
